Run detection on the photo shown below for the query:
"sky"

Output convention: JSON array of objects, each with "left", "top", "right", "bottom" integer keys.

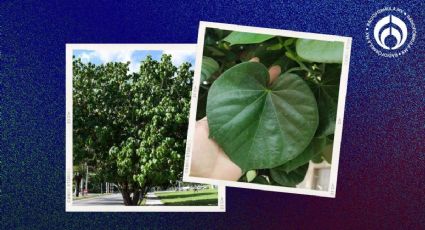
[{"left": 73, "top": 49, "right": 196, "bottom": 73}]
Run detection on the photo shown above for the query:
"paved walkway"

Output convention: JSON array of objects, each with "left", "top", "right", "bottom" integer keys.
[
  {"left": 73, "top": 193, "right": 123, "bottom": 206},
  {"left": 145, "top": 192, "right": 163, "bottom": 206},
  {"left": 73, "top": 192, "right": 164, "bottom": 206}
]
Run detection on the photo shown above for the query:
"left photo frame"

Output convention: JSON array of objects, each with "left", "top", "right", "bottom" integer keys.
[{"left": 66, "top": 44, "right": 225, "bottom": 212}]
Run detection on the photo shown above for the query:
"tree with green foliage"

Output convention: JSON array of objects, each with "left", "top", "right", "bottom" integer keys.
[{"left": 73, "top": 54, "right": 192, "bottom": 205}]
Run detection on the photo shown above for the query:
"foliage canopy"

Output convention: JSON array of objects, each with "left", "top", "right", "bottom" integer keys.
[{"left": 73, "top": 54, "right": 192, "bottom": 205}]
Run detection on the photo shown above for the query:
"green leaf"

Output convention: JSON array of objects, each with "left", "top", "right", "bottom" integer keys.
[
  {"left": 239, "top": 39, "right": 285, "bottom": 68},
  {"left": 246, "top": 170, "right": 257, "bottom": 182},
  {"left": 266, "top": 43, "right": 283, "bottom": 51},
  {"left": 311, "top": 154, "right": 324, "bottom": 163},
  {"left": 322, "top": 143, "right": 333, "bottom": 163},
  {"left": 223, "top": 31, "right": 275, "bottom": 46},
  {"left": 270, "top": 163, "right": 309, "bottom": 187},
  {"left": 205, "top": 46, "right": 226, "bottom": 56},
  {"left": 279, "top": 137, "right": 326, "bottom": 173},
  {"left": 201, "top": 56, "right": 219, "bottom": 83},
  {"left": 283, "top": 38, "right": 295, "bottom": 47},
  {"left": 206, "top": 62, "right": 319, "bottom": 171},
  {"left": 312, "top": 64, "right": 341, "bottom": 137},
  {"left": 285, "top": 50, "right": 301, "bottom": 63},
  {"left": 295, "top": 39, "right": 344, "bottom": 63}
]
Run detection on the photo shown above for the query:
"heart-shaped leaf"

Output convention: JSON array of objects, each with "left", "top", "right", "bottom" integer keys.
[
  {"left": 223, "top": 31, "right": 275, "bottom": 46},
  {"left": 206, "top": 62, "right": 319, "bottom": 171},
  {"left": 270, "top": 163, "right": 309, "bottom": 187},
  {"left": 296, "top": 39, "right": 344, "bottom": 63}
]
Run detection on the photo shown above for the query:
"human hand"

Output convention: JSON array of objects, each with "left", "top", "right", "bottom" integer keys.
[{"left": 190, "top": 57, "right": 282, "bottom": 181}]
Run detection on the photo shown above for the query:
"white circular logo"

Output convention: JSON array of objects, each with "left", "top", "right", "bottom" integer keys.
[{"left": 366, "top": 7, "right": 416, "bottom": 57}]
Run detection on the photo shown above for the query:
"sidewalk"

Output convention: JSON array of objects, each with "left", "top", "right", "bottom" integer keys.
[{"left": 144, "top": 192, "right": 163, "bottom": 206}]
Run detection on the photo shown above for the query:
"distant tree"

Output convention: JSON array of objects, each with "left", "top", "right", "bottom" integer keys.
[{"left": 73, "top": 55, "right": 192, "bottom": 205}]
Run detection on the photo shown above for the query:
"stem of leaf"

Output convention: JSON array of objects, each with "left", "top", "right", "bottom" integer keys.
[{"left": 283, "top": 67, "right": 306, "bottom": 75}]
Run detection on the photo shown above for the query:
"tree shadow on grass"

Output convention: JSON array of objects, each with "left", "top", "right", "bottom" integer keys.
[
  {"left": 155, "top": 192, "right": 217, "bottom": 200},
  {"left": 162, "top": 198, "right": 218, "bottom": 206}
]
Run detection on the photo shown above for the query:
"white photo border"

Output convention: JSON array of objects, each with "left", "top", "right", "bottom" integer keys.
[
  {"left": 66, "top": 43, "right": 226, "bottom": 212},
  {"left": 183, "top": 21, "right": 353, "bottom": 198}
]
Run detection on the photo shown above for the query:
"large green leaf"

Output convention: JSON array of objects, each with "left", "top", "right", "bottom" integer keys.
[
  {"left": 270, "top": 163, "right": 309, "bottom": 187},
  {"left": 296, "top": 39, "right": 344, "bottom": 63},
  {"left": 312, "top": 64, "right": 341, "bottom": 137},
  {"left": 223, "top": 31, "right": 275, "bottom": 46},
  {"left": 278, "top": 137, "right": 326, "bottom": 173},
  {"left": 206, "top": 62, "right": 319, "bottom": 171},
  {"left": 201, "top": 56, "right": 219, "bottom": 83}
]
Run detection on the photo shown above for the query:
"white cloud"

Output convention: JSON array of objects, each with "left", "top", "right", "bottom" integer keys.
[
  {"left": 163, "top": 50, "right": 196, "bottom": 67},
  {"left": 77, "top": 49, "right": 195, "bottom": 74},
  {"left": 77, "top": 48, "right": 138, "bottom": 73},
  {"left": 95, "top": 48, "right": 134, "bottom": 63},
  {"left": 128, "top": 61, "right": 140, "bottom": 74},
  {"left": 79, "top": 52, "right": 93, "bottom": 63}
]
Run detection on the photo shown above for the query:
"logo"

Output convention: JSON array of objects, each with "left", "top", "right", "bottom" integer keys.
[{"left": 366, "top": 7, "right": 416, "bottom": 57}]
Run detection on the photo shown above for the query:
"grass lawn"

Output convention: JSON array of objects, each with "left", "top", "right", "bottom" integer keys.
[{"left": 155, "top": 189, "right": 218, "bottom": 206}]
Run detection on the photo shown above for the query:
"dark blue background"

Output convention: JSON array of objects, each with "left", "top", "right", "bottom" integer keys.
[{"left": 1, "top": 0, "right": 424, "bottom": 229}]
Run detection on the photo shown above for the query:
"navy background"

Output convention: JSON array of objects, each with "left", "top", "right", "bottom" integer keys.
[{"left": 1, "top": 0, "right": 424, "bottom": 229}]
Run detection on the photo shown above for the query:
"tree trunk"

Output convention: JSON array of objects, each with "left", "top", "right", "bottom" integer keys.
[
  {"left": 119, "top": 182, "right": 142, "bottom": 206},
  {"left": 142, "top": 186, "right": 150, "bottom": 198},
  {"left": 131, "top": 190, "right": 140, "bottom": 205},
  {"left": 121, "top": 191, "right": 131, "bottom": 205},
  {"left": 120, "top": 182, "right": 132, "bottom": 205},
  {"left": 138, "top": 186, "right": 151, "bottom": 205},
  {"left": 74, "top": 176, "right": 82, "bottom": 197}
]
